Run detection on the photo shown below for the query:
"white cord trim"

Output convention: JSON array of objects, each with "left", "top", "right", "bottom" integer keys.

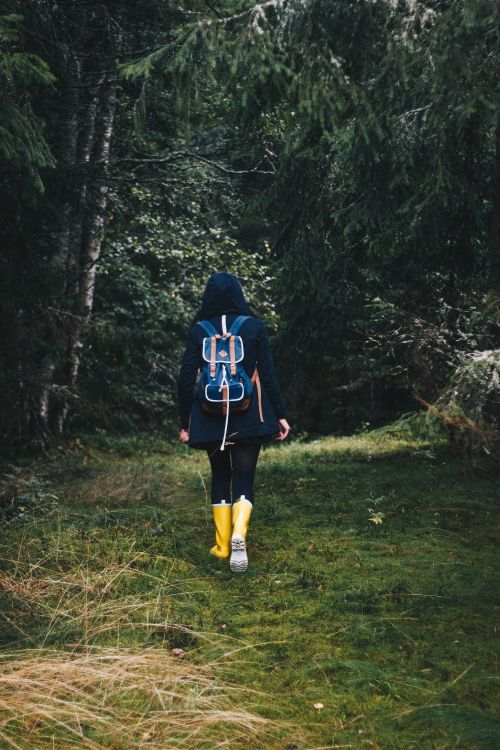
[
  {"left": 220, "top": 369, "right": 230, "bottom": 451},
  {"left": 205, "top": 381, "right": 244, "bottom": 402}
]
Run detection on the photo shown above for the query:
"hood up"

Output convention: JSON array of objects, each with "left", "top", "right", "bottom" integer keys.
[{"left": 196, "top": 272, "right": 253, "bottom": 321}]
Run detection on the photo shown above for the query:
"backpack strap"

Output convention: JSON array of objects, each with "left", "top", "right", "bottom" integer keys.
[
  {"left": 228, "top": 316, "right": 248, "bottom": 375},
  {"left": 196, "top": 320, "right": 218, "bottom": 337},
  {"left": 229, "top": 315, "right": 249, "bottom": 375},
  {"left": 197, "top": 320, "right": 218, "bottom": 378},
  {"left": 229, "top": 334, "right": 237, "bottom": 376},
  {"left": 209, "top": 336, "right": 217, "bottom": 377},
  {"left": 228, "top": 315, "right": 249, "bottom": 336},
  {"left": 251, "top": 368, "right": 264, "bottom": 423}
]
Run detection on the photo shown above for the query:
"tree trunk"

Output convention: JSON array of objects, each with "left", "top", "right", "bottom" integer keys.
[
  {"left": 65, "top": 72, "right": 104, "bottom": 300},
  {"left": 37, "top": 54, "right": 81, "bottom": 430},
  {"left": 54, "top": 60, "right": 119, "bottom": 432}
]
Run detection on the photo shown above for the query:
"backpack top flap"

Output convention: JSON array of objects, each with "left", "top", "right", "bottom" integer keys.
[{"left": 198, "top": 316, "right": 249, "bottom": 366}]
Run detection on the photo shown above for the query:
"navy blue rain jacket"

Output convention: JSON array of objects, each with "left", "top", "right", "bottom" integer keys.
[{"left": 177, "top": 273, "right": 286, "bottom": 448}]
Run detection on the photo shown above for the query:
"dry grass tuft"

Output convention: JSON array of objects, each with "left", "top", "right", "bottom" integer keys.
[
  {"left": 0, "top": 646, "right": 273, "bottom": 749},
  {"left": 0, "top": 532, "right": 280, "bottom": 749}
]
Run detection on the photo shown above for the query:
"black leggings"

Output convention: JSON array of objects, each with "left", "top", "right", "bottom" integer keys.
[{"left": 206, "top": 442, "right": 261, "bottom": 505}]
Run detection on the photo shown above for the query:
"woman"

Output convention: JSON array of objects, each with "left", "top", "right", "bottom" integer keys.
[{"left": 177, "top": 272, "right": 291, "bottom": 573}]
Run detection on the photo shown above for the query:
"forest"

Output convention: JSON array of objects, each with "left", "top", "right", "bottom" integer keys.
[
  {"left": 1, "top": 0, "right": 498, "bottom": 448},
  {"left": 0, "top": 1, "right": 499, "bottom": 749}
]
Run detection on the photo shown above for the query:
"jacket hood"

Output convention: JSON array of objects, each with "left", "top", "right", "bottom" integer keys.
[{"left": 196, "top": 272, "right": 253, "bottom": 320}]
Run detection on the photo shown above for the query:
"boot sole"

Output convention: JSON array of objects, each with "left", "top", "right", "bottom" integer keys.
[{"left": 230, "top": 534, "right": 248, "bottom": 573}]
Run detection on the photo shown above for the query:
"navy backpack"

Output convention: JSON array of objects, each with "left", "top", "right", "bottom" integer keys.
[{"left": 196, "top": 314, "right": 263, "bottom": 449}]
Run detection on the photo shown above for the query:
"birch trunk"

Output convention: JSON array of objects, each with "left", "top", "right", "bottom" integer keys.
[
  {"left": 54, "top": 61, "right": 119, "bottom": 432},
  {"left": 65, "top": 73, "right": 104, "bottom": 300},
  {"left": 37, "top": 54, "right": 80, "bottom": 430}
]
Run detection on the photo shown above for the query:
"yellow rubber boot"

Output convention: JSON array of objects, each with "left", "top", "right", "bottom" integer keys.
[
  {"left": 210, "top": 503, "right": 232, "bottom": 559},
  {"left": 230, "top": 497, "right": 253, "bottom": 573}
]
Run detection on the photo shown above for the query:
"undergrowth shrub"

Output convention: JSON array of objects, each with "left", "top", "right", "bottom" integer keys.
[
  {"left": 372, "top": 349, "right": 500, "bottom": 464},
  {"left": 431, "top": 349, "right": 500, "bottom": 462},
  {"left": 0, "top": 467, "right": 59, "bottom": 522}
]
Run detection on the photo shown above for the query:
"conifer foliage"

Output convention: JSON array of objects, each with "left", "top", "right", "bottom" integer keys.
[{"left": 0, "top": 1, "right": 498, "bottom": 448}]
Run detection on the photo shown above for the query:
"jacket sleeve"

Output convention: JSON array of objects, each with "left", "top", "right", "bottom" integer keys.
[
  {"left": 177, "top": 326, "right": 201, "bottom": 430},
  {"left": 256, "top": 323, "right": 287, "bottom": 420}
]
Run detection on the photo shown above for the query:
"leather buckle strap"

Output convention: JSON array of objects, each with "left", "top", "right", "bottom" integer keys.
[
  {"left": 229, "top": 334, "right": 236, "bottom": 376},
  {"left": 210, "top": 336, "right": 216, "bottom": 378}
]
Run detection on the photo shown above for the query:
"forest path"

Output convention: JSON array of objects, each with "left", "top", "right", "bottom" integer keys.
[
  {"left": 1, "top": 433, "right": 499, "bottom": 749},
  {"left": 168, "top": 434, "right": 499, "bottom": 749}
]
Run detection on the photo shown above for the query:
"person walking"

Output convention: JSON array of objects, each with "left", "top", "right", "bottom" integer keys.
[{"left": 177, "top": 272, "right": 291, "bottom": 573}]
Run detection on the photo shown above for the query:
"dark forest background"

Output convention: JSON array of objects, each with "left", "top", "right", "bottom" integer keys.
[{"left": 1, "top": 0, "right": 498, "bottom": 454}]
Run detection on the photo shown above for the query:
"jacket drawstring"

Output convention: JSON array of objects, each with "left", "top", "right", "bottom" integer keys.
[{"left": 220, "top": 369, "right": 230, "bottom": 451}]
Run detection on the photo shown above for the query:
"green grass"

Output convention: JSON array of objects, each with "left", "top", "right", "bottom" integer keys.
[{"left": 1, "top": 432, "right": 499, "bottom": 749}]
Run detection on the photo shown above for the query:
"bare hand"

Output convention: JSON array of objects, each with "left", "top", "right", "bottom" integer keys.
[
  {"left": 179, "top": 429, "right": 189, "bottom": 443},
  {"left": 276, "top": 418, "right": 291, "bottom": 441}
]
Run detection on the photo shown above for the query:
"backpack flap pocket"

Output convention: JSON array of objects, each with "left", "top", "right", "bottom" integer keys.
[{"left": 205, "top": 382, "right": 245, "bottom": 403}]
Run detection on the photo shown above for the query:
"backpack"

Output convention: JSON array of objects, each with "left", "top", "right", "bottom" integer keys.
[{"left": 196, "top": 314, "right": 263, "bottom": 450}]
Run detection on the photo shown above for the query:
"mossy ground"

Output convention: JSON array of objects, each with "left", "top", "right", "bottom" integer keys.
[{"left": 1, "top": 432, "right": 499, "bottom": 749}]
